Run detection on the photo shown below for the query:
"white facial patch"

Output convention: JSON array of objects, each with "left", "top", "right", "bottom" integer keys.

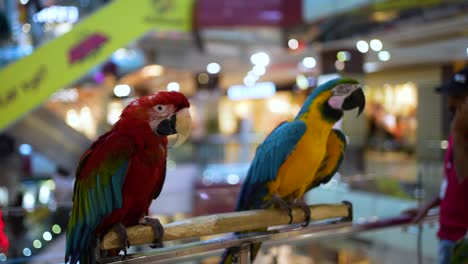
[
  {"left": 149, "top": 104, "right": 176, "bottom": 132},
  {"left": 328, "top": 95, "right": 346, "bottom": 109},
  {"left": 328, "top": 84, "right": 360, "bottom": 110}
]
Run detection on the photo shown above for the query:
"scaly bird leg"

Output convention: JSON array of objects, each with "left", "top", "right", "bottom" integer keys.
[
  {"left": 112, "top": 223, "right": 129, "bottom": 260},
  {"left": 291, "top": 198, "right": 311, "bottom": 227},
  {"left": 262, "top": 194, "right": 293, "bottom": 224},
  {"left": 140, "top": 216, "right": 165, "bottom": 248}
]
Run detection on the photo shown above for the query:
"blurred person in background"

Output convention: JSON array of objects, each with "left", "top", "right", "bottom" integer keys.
[
  {"left": 52, "top": 166, "right": 74, "bottom": 206},
  {"left": 0, "top": 209, "right": 8, "bottom": 255},
  {"left": 403, "top": 66, "right": 468, "bottom": 264},
  {"left": 51, "top": 165, "right": 74, "bottom": 226},
  {"left": 8, "top": 194, "right": 26, "bottom": 258}
]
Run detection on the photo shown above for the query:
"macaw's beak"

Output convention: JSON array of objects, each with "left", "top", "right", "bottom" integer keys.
[
  {"left": 342, "top": 88, "right": 366, "bottom": 117},
  {"left": 156, "top": 115, "right": 177, "bottom": 136},
  {"left": 156, "top": 108, "right": 191, "bottom": 148},
  {"left": 172, "top": 108, "right": 191, "bottom": 148}
]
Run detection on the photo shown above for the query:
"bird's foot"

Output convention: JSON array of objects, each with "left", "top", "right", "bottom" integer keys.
[
  {"left": 262, "top": 195, "right": 293, "bottom": 224},
  {"left": 291, "top": 199, "right": 311, "bottom": 227},
  {"left": 140, "top": 216, "right": 164, "bottom": 248},
  {"left": 112, "top": 222, "right": 129, "bottom": 260}
]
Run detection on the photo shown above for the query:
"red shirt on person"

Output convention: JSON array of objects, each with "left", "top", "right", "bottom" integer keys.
[
  {"left": 438, "top": 136, "right": 468, "bottom": 241},
  {"left": 0, "top": 210, "right": 8, "bottom": 253}
]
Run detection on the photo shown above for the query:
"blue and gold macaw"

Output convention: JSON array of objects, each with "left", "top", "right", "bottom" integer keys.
[{"left": 220, "top": 77, "right": 365, "bottom": 264}]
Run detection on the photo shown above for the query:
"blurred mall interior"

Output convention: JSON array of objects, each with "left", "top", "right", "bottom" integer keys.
[{"left": 0, "top": 0, "right": 468, "bottom": 263}]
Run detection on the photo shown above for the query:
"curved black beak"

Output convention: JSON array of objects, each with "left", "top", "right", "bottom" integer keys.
[
  {"left": 156, "top": 114, "right": 177, "bottom": 136},
  {"left": 342, "top": 88, "right": 366, "bottom": 116}
]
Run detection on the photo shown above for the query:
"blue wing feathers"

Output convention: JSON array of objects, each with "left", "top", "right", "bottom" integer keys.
[
  {"left": 236, "top": 121, "right": 306, "bottom": 211},
  {"left": 249, "top": 121, "right": 306, "bottom": 184},
  {"left": 89, "top": 188, "right": 98, "bottom": 220},
  {"left": 103, "top": 182, "right": 113, "bottom": 213},
  {"left": 111, "top": 163, "right": 127, "bottom": 208},
  {"left": 84, "top": 196, "right": 93, "bottom": 231}
]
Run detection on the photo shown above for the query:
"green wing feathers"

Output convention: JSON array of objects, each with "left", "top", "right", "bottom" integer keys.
[{"left": 65, "top": 157, "right": 128, "bottom": 264}]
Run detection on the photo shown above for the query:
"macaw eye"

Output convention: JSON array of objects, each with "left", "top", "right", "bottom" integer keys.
[
  {"left": 155, "top": 105, "right": 165, "bottom": 112},
  {"left": 335, "top": 85, "right": 349, "bottom": 95}
]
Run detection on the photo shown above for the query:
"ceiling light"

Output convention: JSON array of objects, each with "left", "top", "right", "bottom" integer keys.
[
  {"left": 335, "top": 60, "right": 345, "bottom": 71},
  {"left": 226, "top": 174, "right": 240, "bottom": 185},
  {"left": 370, "top": 39, "right": 383, "bottom": 51},
  {"left": 296, "top": 75, "right": 309, "bottom": 90},
  {"left": 114, "top": 84, "right": 131, "bottom": 97},
  {"left": 197, "top": 73, "right": 209, "bottom": 84},
  {"left": 302, "top": 57, "right": 317, "bottom": 68},
  {"left": 43, "top": 232, "right": 52, "bottom": 241},
  {"left": 363, "top": 62, "right": 380, "bottom": 73},
  {"left": 337, "top": 51, "right": 351, "bottom": 62},
  {"left": 243, "top": 75, "right": 257, "bottom": 87},
  {"left": 33, "top": 240, "right": 42, "bottom": 249},
  {"left": 288, "top": 39, "right": 299, "bottom": 50},
  {"left": 356, "top": 40, "right": 369, "bottom": 53},
  {"left": 19, "top": 144, "right": 32, "bottom": 155},
  {"left": 167, "top": 82, "right": 180, "bottom": 92},
  {"left": 22, "top": 248, "right": 31, "bottom": 257},
  {"left": 66, "top": 109, "right": 80, "bottom": 128},
  {"left": 378, "top": 51, "right": 391, "bottom": 61},
  {"left": 206, "top": 62, "right": 221, "bottom": 74},
  {"left": 252, "top": 65, "right": 266, "bottom": 76},
  {"left": 250, "top": 52, "right": 270, "bottom": 66},
  {"left": 52, "top": 224, "right": 62, "bottom": 234}
]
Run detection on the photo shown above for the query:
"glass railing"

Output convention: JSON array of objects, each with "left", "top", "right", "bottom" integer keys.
[
  {"left": 0, "top": 134, "right": 450, "bottom": 263},
  {"left": 1, "top": 203, "right": 438, "bottom": 264},
  {"left": 1, "top": 172, "right": 442, "bottom": 263},
  {"left": 88, "top": 213, "right": 439, "bottom": 264}
]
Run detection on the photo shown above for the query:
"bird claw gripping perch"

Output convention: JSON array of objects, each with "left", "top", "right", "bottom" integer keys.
[
  {"left": 112, "top": 223, "right": 130, "bottom": 260},
  {"left": 262, "top": 194, "right": 294, "bottom": 224},
  {"left": 291, "top": 199, "right": 311, "bottom": 227},
  {"left": 141, "top": 216, "right": 165, "bottom": 248}
]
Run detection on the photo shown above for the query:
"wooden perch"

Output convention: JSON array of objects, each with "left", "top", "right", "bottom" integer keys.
[{"left": 101, "top": 202, "right": 351, "bottom": 250}]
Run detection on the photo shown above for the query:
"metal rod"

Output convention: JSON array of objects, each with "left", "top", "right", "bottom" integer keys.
[
  {"left": 416, "top": 169, "right": 424, "bottom": 264},
  {"left": 104, "top": 214, "right": 438, "bottom": 264}
]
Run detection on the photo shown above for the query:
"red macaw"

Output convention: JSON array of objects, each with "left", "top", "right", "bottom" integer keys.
[{"left": 65, "top": 91, "right": 191, "bottom": 264}]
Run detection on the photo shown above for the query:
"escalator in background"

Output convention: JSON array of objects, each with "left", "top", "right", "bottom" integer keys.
[
  {"left": 8, "top": 106, "right": 91, "bottom": 172},
  {"left": 1, "top": 104, "right": 85, "bottom": 262}
]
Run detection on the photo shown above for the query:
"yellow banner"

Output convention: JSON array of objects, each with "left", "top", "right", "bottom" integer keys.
[
  {"left": 373, "top": 0, "right": 440, "bottom": 11},
  {"left": 0, "top": 0, "right": 193, "bottom": 131}
]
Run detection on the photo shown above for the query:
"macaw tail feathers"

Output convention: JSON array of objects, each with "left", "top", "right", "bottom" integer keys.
[
  {"left": 65, "top": 237, "right": 96, "bottom": 264},
  {"left": 80, "top": 239, "right": 97, "bottom": 264},
  {"left": 219, "top": 247, "right": 235, "bottom": 264},
  {"left": 219, "top": 228, "right": 266, "bottom": 264}
]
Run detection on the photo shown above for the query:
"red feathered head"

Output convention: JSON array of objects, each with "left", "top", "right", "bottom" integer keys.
[
  {"left": 137, "top": 91, "right": 190, "bottom": 111},
  {"left": 117, "top": 91, "right": 191, "bottom": 146}
]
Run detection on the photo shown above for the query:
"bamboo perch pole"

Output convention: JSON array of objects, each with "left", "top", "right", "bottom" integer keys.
[{"left": 101, "top": 202, "right": 351, "bottom": 250}]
